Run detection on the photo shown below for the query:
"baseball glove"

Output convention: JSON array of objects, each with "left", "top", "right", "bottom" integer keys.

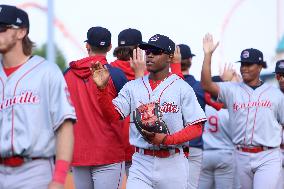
[{"left": 133, "top": 102, "right": 170, "bottom": 141}]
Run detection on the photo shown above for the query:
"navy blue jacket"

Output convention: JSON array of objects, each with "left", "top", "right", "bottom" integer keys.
[{"left": 184, "top": 75, "right": 205, "bottom": 149}]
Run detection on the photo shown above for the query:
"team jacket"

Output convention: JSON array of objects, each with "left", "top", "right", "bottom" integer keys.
[
  {"left": 111, "top": 59, "right": 136, "bottom": 162},
  {"left": 184, "top": 75, "right": 205, "bottom": 149},
  {"left": 64, "top": 55, "right": 128, "bottom": 166}
]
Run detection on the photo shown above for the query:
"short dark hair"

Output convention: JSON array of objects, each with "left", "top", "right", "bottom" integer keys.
[
  {"left": 181, "top": 59, "right": 191, "bottom": 71},
  {"left": 90, "top": 45, "right": 109, "bottom": 54},
  {"left": 113, "top": 45, "right": 136, "bottom": 61}
]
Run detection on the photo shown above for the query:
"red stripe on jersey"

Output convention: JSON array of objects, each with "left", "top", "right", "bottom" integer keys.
[
  {"left": 250, "top": 86, "right": 271, "bottom": 145},
  {"left": 11, "top": 60, "right": 45, "bottom": 155}
]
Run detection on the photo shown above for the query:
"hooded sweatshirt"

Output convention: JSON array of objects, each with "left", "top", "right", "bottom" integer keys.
[{"left": 64, "top": 55, "right": 127, "bottom": 166}]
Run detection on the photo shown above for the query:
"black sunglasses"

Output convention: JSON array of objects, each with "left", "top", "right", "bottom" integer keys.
[
  {"left": 0, "top": 24, "right": 20, "bottom": 33},
  {"left": 145, "top": 49, "right": 166, "bottom": 56}
]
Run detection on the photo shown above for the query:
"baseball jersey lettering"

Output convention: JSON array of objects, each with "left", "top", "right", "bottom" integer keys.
[
  {"left": 113, "top": 74, "right": 206, "bottom": 149},
  {"left": 217, "top": 82, "right": 284, "bottom": 147},
  {"left": 0, "top": 55, "right": 76, "bottom": 158}
]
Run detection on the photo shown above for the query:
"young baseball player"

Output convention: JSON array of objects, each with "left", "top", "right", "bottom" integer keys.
[
  {"left": 91, "top": 34, "right": 207, "bottom": 189},
  {"left": 111, "top": 28, "right": 144, "bottom": 177},
  {"left": 0, "top": 5, "right": 76, "bottom": 189},
  {"left": 111, "top": 28, "right": 184, "bottom": 177},
  {"left": 178, "top": 44, "right": 205, "bottom": 189},
  {"left": 64, "top": 26, "right": 127, "bottom": 189},
  {"left": 199, "top": 76, "right": 236, "bottom": 189},
  {"left": 274, "top": 60, "right": 284, "bottom": 188},
  {"left": 201, "top": 33, "right": 284, "bottom": 189}
]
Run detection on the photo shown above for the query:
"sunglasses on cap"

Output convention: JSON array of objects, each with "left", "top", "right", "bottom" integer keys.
[
  {"left": 0, "top": 24, "right": 20, "bottom": 33},
  {"left": 145, "top": 48, "right": 168, "bottom": 56}
]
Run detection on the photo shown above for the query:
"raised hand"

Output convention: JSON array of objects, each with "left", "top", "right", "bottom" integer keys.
[
  {"left": 130, "top": 48, "right": 146, "bottom": 78},
  {"left": 172, "top": 45, "right": 181, "bottom": 64},
  {"left": 90, "top": 61, "right": 110, "bottom": 89},
  {"left": 221, "top": 63, "right": 235, "bottom": 81},
  {"left": 203, "top": 33, "right": 219, "bottom": 55}
]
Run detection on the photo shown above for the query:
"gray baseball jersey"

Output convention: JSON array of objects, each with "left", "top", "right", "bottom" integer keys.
[
  {"left": 0, "top": 55, "right": 76, "bottom": 158},
  {"left": 112, "top": 74, "right": 206, "bottom": 149},
  {"left": 217, "top": 82, "right": 284, "bottom": 147},
  {"left": 203, "top": 105, "right": 234, "bottom": 150}
]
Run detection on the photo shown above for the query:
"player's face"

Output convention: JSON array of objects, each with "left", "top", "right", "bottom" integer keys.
[
  {"left": 145, "top": 49, "right": 171, "bottom": 73},
  {"left": 0, "top": 24, "right": 21, "bottom": 54},
  {"left": 240, "top": 63, "right": 262, "bottom": 83},
  {"left": 276, "top": 73, "right": 284, "bottom": 93}
]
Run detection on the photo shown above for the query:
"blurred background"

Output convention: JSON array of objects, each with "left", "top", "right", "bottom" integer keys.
[{"left": 1, "top": 0, "right": 283, "bottom": 80}]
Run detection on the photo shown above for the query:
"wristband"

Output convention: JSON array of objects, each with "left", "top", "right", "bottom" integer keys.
[{"left": 52, "top": 160, "right": 70, "bottom": 184}]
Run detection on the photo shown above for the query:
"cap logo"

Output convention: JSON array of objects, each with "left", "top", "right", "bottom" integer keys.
[
  {"left": 100, "top": 41, "right": 105, "bottom": 46},
  {"left": 279, "top": 62, "right": 284, "bottom": 69},
  {"left": 16, "top": 18, "right": 22, "bottom": 24},
  {"left": 242, "top": 51, "right": 249, "bottom": 58},
  {"left": 0, "top": 7, "right": 2, "bottom": 13},
  {"left": 150, "top": 36, "right": 159, "bottom": 42},
  {"left": 168, "top": 46, "right": 171, "bottom": 51},
  {"left": 120, "top": 41, "right": 126, "bottom": 45}
]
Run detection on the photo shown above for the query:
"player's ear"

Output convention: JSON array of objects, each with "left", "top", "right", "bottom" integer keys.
[
  {"left": 107, "top": 44, "right": 112, "bottom": 53},
  {"left": 86, "top": 43, "right": 91, "bottom": 54}
]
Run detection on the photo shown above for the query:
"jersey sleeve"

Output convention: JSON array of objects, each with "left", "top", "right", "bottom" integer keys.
[
  {"left": 216, "top": 82, "right": 235, "bottom": 108},
  {"left": 181, "top": 85, "right": 207, "bottom": 125},
  {"left": 112, "top": 82, "right": 132, "bottom": 119},
  {"left": 49, "top": 64, "right": 76, "bottom": 131}
]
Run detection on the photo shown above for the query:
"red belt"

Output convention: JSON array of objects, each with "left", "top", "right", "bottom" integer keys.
[
  {"left": 0, "top": 156, "right": 42, "bottom": 167},
  {"left": 236, "top": 146, "right": 275, "bottom": 153},
  {"left": 135, "top": 147, "right": 180, "bottom": 158}
]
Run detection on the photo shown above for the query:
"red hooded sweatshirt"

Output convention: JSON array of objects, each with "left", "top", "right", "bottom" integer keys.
[{"left": 64, "top": 56, "right": 125, "bottom": 166}]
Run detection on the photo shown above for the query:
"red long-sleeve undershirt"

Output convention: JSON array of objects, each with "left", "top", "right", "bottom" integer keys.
[{"left": 97, "top": 85, "right": 203, "bottom": 146}]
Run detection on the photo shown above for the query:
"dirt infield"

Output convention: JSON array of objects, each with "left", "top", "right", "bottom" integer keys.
[{"left": 64, "top": 173, "right": 127, "bottom": 189}]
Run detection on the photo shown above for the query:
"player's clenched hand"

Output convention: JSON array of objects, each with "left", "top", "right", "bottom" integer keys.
[
  {"left": 90, "top": 61, "right": 110, "bottom": 89},
  {"left": 171, "top": 45, "right": 181, "bottom": 64},
  {"left": 203, "top": 33, "right": 219, "bottom": 55},
  {"left": 130, "top": 48, "right": 146, "bottom": 78},
  {"left": 48, "top": 181, "right": 64, "bottom": 189},
  {"left": 142, "top": 130, "right": 167, "bottom": 145}
]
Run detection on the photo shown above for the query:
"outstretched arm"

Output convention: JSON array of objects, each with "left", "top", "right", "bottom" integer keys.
[{"left": 200, "top": 33, "right": 220, "bottom": 98}]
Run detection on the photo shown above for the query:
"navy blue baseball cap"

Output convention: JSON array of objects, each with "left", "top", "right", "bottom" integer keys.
[
  {"left": 118, "top": 28, "right": 142, "bottom": 46},
  {"left": 237, "top": 48, "right": 267, "bottom": 68},
  {"left": 139, "top": 34, "right": 175, "bottom": 54},
  {"left": 275, "top": 59, "right": 284, "bottom": 74},
  {"left": 178, "top": 44, "right": 195, "bottom": 59},
  {"left": 85, "top": 26, "right": 111, "bottom": 47},
  {"left": 0, "top": 5, "right": 29, "bottom": 29}
]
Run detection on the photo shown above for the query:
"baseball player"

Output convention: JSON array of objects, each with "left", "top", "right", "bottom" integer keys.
[
  {"left": 201, "top": 33, "right": 284, "bottom": 189},
  {"left": 274, "top": 60, "right": 284, "bottom": 188},
  {"left": 111, "top": 28, "right": 185, "bottom": 176},
  {"left": 111, "top": 28, "right": 144, "bottom": 177},
  {"left": 0, "top": 5, "right": 76, "bottom": 189},
  {"left": 198, "top": 76, "right": 235, "bottom": 189},
  {"left": 91, "top": 34, "right": 207, "bottom": 189},
  {"left": 178, "top": 44, "right": 205, "bottom": 189},
  {"left": 64, "top": 26, "right": 127, "bottom": 189}
]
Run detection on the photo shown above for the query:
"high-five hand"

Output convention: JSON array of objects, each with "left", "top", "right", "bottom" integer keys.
[
  {"left": 130, "top": 47, "right": 146, "bottom": 78},
  {"left": 203, "top": 33, "right": 219, "bottom": 55},
  {"left": 90, "top": 61, "right": 110, "bottom": 89},
  {"left": 172, "top": 45, "right": 181, "bottom": 64}
]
